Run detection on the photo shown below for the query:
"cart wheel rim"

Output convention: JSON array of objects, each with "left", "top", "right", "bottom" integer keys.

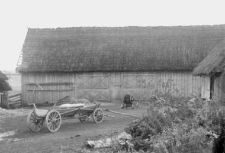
[
  {"left": 79, "top": 113, "right": 88, "bottom": 123},
  {"left": 45, "top": 110, "right": 61, "bottom": 132},
  {"left": 93, "top": 108, "right": 104, "bottom": 123},
  {"left": 27, "top": 110, "right": 43, "bottom": 132}
]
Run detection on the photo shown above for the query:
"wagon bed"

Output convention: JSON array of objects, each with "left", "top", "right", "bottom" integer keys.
[{"left": 27, "top": 99, "right": 104, "bottom": 133}]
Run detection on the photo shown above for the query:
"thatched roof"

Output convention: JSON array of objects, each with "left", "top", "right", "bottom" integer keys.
[
  {"left": 0, "top": 71, "right": 11, "bottom": 92},
  {"left": 193, "top": 39, "right": 225, "bottom": 75},
  {"left": 18, "top": 25, "right": 225, "bottom": 72},
  {"left": 0, "top": 80, "right": 11, "bottom": 92},
  {"left": 0, "top": 71, "right": 8, "bottom": 80}
]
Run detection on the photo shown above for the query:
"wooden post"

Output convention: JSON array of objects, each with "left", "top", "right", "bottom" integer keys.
[{"left": 2, "top": 91, "right": 9, "bottom": 109}]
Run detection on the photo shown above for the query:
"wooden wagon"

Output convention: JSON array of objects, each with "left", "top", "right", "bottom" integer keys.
[{"left": 27, "top": 101, "right": 104, "bottom": 133}]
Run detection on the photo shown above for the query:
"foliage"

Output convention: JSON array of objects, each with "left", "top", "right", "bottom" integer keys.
[{"left": 123, "top": 95, "right": 225, "bottom": 153}]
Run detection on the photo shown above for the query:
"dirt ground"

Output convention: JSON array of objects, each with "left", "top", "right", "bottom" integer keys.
[{"left": 0, "top": 103, "right": 148, "bottom": 153}]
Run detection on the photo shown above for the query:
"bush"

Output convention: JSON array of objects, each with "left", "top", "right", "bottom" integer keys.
[{"left": 124, "top": 95, "right": 224, "bottom": 153}]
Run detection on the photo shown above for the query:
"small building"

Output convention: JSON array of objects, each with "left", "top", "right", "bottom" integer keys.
[
  {"left": 0, "top": 71, "right": 12, "bottom": 108},
  {"left": 17, "top": 25, "right": 225, "bottom": 104},
  {"left": 193, "top": 39, "right": 225, "bottom": 102}
]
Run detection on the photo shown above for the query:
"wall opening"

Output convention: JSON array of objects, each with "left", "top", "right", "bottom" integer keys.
[
  {"left": 0, "top": 93, "right": 3, "bottom": 107},
  {"left": 221, "top": 72, "right": 225, "bottom": 103},
  {"left": 210, "top": 76, "right": 214, "bottom": 99}
]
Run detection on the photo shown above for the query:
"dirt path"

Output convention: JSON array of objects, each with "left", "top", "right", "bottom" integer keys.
[{"left": 0, "top": 104, "right": 147, "bottom": 153}]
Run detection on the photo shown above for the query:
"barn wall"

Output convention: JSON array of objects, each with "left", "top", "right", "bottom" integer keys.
[
  {"left": 120, "top": 72, "right": 201, "bottom": 101},
  {"left": 21, "top": 73, "right": 75, "bottom": 104},
  {"left": 21, "top": 71, "right": 202, "bottom": 104}
]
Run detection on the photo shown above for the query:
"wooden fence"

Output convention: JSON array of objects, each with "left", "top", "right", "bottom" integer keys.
[{"left": 7, "top": 93, "right": 22, "bottom": 108}]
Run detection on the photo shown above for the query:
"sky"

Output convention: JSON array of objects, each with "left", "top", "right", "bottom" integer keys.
[{"left": 0, "top": 0, "right": 224, "bottom": 72}]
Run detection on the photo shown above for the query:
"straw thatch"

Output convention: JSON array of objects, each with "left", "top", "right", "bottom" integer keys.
[
  {"left": 193, "top": 39, "right": 225, "bottom": 75},
  {"left": 0, "top": 71, "right": 11, "bottom": 92},
  {"left": 0, "top": 71, "right": 8, "bottom": 80},
  {"left": 0, "top": 80, "right": 11, "bottom": 92},
  {"left": 18, "top": 25, "right": 225, "bottom": 72}
]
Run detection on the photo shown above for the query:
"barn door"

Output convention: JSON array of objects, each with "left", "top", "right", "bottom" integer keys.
[
  {"left": 122, "top": 74, "right": 155, "bottom": 102},
  {"left": 111, "top": 84, "right": 122, "bottom": 101},
  {"left": 76, "top": 75, "right": 110, "bottom": 102},
  {"left": 201, "top": 76, "right": 210, "bottom": 100}
]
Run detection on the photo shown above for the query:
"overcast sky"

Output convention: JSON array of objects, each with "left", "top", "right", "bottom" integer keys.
[{"left": 0, "top": 0, "right": 224, "bottom": 72}]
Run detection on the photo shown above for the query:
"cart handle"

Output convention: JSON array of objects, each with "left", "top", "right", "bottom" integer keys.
[{"left": 28, "top": 103, "right": 37, "bottom": 109}]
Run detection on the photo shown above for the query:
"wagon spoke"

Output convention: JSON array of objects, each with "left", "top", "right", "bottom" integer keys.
[
  {"left": 56, "top": 118, "right": 60, "bottom": 122},
  {"left": 37, "top": 122, "right": 42, "bottom": 128},
  {"left": 30, "top": 114, "right": 36, "bottom": 121},
  {"left": 55, "top": 121, "right": 60, "bottom": 126},
  {"left": 30, "top": 115, "right": 35, "bottom": 120},
  {"left": 29, "top": 120, "right": 35, "bottom": 124},
  {"left": 49, "top": 124, "right": 53, "bottom": 130},
  {"left": 29, "top": 118, "right": 35, "bottom": 122},
  {"left": 35, "top": 124, "right": 40, "bottom": 131},
  {"left": 51, "top": 112, "right": 55, "bottom": 118},
  {"left": 53, "top": 123, "right": 57, "bottom": 130},
  {"left": 33, "top": 124, "right": 38, "bottom": 131},
  {"left": 50, "top": 123, "right": 54, "bottom": 130},
  {"left": 52, "top": 123, "right": 56, "bottom": 130},
  {"left": 53, "top": 112, "right": 58, "bottom": 118},
  {"left": 30, "top": 123, "right": 35, "bottom": 129},
  {"left": 31, "top": 124, "right": 36, "bottom": 131},
  {"left": 48, "top": 121, "right": 52, "bottom": 126},
  {"left": 49, "top": 113, "right": 53, "bottom": 119}
]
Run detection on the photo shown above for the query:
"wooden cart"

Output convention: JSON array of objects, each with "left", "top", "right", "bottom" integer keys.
[{"left": 27, "top": 102, "right": 104, "bottom": 133}]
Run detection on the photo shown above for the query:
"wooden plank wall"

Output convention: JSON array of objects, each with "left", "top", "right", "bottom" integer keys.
[
  {"left": 22, "top": 73, "right": 76, "bottom": 104},
  {"left": 21, "top": 72, "right": 202, "bottom": 104},
  {"left": 120, "top": 72, "right": 202, "bottom": 99}
]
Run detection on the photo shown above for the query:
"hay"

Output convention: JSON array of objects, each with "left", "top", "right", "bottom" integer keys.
[{"left": 86, "top": 132, "right": 133, "bottom": 151}]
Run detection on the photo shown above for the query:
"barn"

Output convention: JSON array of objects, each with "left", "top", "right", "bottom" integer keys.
[
  {"left": 193, "top": 39, "right": 225, "bottom": 102},
  {"left": 0, "top": 71, "right": 12, "bottom": 108},
  {"left": 16, "top": 25, "right": 225, "bottom": 104}
]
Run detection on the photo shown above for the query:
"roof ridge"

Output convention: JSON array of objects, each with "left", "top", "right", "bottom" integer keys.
[{"left": 27, "top": 24, "right": 225, "bottom": 30}]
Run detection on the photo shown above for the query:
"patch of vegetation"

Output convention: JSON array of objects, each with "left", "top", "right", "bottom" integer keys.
[
  {"left": 80, "top": 93, "right": 225, "bottom": 153},
  {"left": 122, "top": 95, "right": 224, "bottom": 153}
]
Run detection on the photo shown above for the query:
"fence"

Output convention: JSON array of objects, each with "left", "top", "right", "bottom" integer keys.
[{"left": 7, "top": 93, "right": 22, "bottom": 108}]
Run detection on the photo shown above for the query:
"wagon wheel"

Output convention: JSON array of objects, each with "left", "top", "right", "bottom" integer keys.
[
  {"left": 92, "top": 108, "right": 104, "bottom": 123},
  {"left": 27, "top": 110, "right": 44, "bottom": 132},
  {"left": 45, "top": 110, "right": 61, "bottom": 132},
  {"left": 79, "top": 113, "right": 88, "bottom": 123}
]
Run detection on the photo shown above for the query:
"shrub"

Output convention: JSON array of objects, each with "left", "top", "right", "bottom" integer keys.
[{"left": 124, "top": 95, "right": 224, "bottom": 153}]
